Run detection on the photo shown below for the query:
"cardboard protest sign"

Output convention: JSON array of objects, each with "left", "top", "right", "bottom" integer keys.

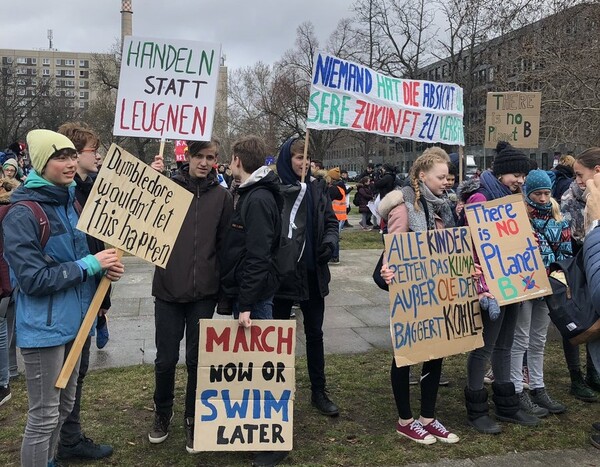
[
  {"left": 485, "top": 92, "right": 541, "bottom": 148},
  {"left": 464, "top": 194, "right": 552, "bottom": 305},
  {"left": 307, "top": 52, "right": 464, "bottom": 145},
  {"left": 195, "top": 320, "right": 296, "bottom": 451},
  {"left": 113, "top": 36, "right": 221, "bottom": 140},
  {"left": 384, "top": 228, "right": 483, "bottom": 367},
  {"left": 76, "top": 144, "right": 193, "bottom": 268}
]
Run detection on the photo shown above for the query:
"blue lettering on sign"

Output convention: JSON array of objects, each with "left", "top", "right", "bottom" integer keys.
[
  {"left": 200, "top": 389, "right": 291, "bottom": 422},
  {"left": 480, "top": 237, "right": 539, "bottom": 280},
  {"left": 393, "top": 318, "right": 444, "bottom": 349},
  {"left": 200, "top": 389, "right": 218, "bottom": 421},
  {"left": 312, "top": 53, "right": 372, "bottom": 94},
  {"left": 391, "top": 279, "right": 439, "bottom": 318}
]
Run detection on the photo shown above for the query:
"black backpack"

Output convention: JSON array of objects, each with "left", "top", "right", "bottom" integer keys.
[
  {"left": 352, "top": 191, "right": 360, "bottom": 207},
  {"left": 241, "top": 183, "right": 307, "bottom": 281},
  {"left": 545, "top": 249, "right": 600, "bottom": 345}
]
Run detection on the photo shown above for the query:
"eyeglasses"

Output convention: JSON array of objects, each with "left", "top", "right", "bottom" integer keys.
[{"left": 80, "top": 147, "right": 99, "bottom": 155}]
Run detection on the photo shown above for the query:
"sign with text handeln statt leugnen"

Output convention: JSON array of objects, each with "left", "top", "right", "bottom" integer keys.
[
  {"left": 113, "top": 36, "right": 221, "bottom": 141},
  {"left": 464, "top": 194, "right": 552, "bottom": 305},
  {"left": 195, "top": 320, "right": 296, "bottom": 451},
  {"left": 384, "top": 227, "right": 483, "bottom": 367},
  {"left": 76, "top": 144, "right": 193, "bottom": 268}
]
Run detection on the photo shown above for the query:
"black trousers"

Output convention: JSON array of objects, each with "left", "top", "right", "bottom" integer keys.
[
  {"left": 153, "top": 298, "right": 215, "bottom": 419},
  {"left": 390, "top": 358, "right": 443, "bottom": 420},
  {"left": 273, "top": 275, "right": 326, "bottom": 393}
]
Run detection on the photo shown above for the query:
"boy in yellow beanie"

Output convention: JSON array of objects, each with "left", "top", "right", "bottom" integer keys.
[{"left": 3, "top": 129, "right": 125, "bottom": 467}]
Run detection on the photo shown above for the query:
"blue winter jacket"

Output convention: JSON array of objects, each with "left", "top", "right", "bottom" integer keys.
[{"left": 3, "top": 171, "right": 99, "bottom": 348}]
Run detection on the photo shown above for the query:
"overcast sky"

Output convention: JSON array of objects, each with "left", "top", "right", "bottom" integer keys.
[{"left": 0, "top": 0, "right": 353, "bottom": 69}]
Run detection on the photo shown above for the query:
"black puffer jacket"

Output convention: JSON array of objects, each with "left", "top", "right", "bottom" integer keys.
[
  {"left": 220, "top": 168, "right": 282, "bottom": 310},
  {"left": 152, "top": 166, "right": 233, "bottom": 302}
]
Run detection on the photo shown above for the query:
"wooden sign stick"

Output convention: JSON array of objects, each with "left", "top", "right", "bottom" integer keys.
[
  {"left": 458, "top": 145, "right": 464, "bottom": 184},
  {"left": 300, "top": 130, "right": 310, "bottom": 183},
  {"left": 56, "top": 249, "right": 124, "bottom": 389}
]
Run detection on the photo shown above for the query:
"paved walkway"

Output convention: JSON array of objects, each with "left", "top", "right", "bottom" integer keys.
[{"left": 87, "top": 248, "right": 391, "bottom": 370}]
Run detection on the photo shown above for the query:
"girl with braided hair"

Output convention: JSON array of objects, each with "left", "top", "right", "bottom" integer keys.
[{"left": 377, "top": 147, "right": 458, "bottom": 445}]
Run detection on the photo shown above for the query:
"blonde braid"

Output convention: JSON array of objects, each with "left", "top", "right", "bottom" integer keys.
[{"left": 411, "top": 176, "right": 422, "bottom": 212}]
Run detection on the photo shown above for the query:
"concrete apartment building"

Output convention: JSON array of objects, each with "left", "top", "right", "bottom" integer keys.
[{"left": 0, "top": 48, "right": 108, "bottom": 111}]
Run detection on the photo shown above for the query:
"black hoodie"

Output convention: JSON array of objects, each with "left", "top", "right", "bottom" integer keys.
[{"left": 274, "top": 138, "right": 338, "bottom": 300}]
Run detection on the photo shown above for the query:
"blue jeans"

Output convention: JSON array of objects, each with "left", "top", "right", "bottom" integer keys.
[
  {"left": 0, "top": 313, "right": 8, "bottom": 387},
  {"left": 233, "top": 298, "right": 274, "bottom": 321},
  {"left": 21, "top": 342, "right": 80, "bottom": 466}
]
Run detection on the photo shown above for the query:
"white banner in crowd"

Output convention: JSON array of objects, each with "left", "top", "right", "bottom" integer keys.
[
  {"left": 113, "top": 36, "right": 221, "bottom": 141},
  {"left": 307, "top": 52, "right": 465, "bottom": 145}
]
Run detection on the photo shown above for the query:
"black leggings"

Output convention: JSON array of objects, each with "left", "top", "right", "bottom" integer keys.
[{"left": 390, "top": 357, "right": 443, "bottom": 420}]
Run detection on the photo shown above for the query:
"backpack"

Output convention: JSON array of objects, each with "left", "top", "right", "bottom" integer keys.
[
  {"left": 545, "top": 249, "right": 600, "bottom": 345},
  {"left": 0, "top": 201, "right": 50, "bottom": 298},
  {"left": 352, "top": 190, "right": 361, "bottom": 207},
  {"left": 241, "top": 183, "right": 307, "bottom": 281}
]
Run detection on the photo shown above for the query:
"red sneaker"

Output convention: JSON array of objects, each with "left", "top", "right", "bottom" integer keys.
[
  {"left": 396, "top": 420, "right": 436, "bottom": 445},
  {"left": 423, "top": 419, "right": 460, "bottom": 444}
]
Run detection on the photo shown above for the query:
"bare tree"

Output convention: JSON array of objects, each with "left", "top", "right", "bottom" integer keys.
[
  {"left": 87, "top": 44, "right": 159, "bottom": 164},
  {"left": 0, "top": 63, "right": 56, "bottom": 146}
]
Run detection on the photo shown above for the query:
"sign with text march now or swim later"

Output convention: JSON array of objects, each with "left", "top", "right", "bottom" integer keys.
[
  {"left": 195, "top": 320, "right": 296, "bottom": 451},
  {"left": 307, "top": 51, "right": 464, "bottom": 145},
  {"left": 464, "top": 194, "right": 551, "bottom": 305},
  {"left": 76, "top": 144, "right": 193, "bottom": 268},
  {"left": 113, "top": 36, "right": 221, "bottom": 140},
  {"left": 384, "top": 228, "right": 483, "bottom": 366}
]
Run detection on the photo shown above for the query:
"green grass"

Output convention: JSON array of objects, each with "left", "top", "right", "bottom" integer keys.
[
  {"left": 0, "top": 342, "right": 595, "bottom": 466},
  {"left": 340, "top": 228, "right": 383, "bottom": 250}
]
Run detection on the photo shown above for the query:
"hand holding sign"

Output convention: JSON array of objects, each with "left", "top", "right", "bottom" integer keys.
[
  {"left": 150, "top": 154, "right": 165, "bottom": 172},
  {"left": 238, "top": 311, "right": 252, "bottom": 328}
]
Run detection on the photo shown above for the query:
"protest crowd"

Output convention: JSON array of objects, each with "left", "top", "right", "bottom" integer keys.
[
  {"left": 3, "top": 40, "right": 600, "bottom": 467},
  {"left": 3, "top": 126, "right": 600, "bottom": 467}
]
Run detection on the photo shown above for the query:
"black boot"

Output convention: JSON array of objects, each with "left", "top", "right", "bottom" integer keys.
[
  {"left": 492, "top": 381, "right": 540, "bottom": 426},
  {"left": 570, "top": 369, "right": 598, "bottom": 402},
  {"left": 464, "top": 387, "right": 501, "bottom": 434},
  {"left": 311, "top": 390, "right": 339, "bottom": 416}
]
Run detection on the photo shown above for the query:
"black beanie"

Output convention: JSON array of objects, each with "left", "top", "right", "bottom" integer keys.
[{"left": 491, "top": 141, "right": 530, "bottom": 176}]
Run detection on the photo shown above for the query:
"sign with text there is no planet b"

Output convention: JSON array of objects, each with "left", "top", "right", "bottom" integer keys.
[
  {"left": 113, "top": 36, "right": 221, "bottom": 140},
  {"left": 384, "top": 228, "right": 483, "bottom": 366},
  {"left": 76, "top": 144, "right": 193, "bottom": 268},
  {"left": 307, "top": 52, "right": 464, "bottom": 145},
  {"left": 195, "top": 320, "right": 296, "bottom": 451},
  {"left": 485, "top": 91, "right": 541, "bottom": 149},
  {"left": 464, "top": 194, "right": 551, "bottom": 305}
]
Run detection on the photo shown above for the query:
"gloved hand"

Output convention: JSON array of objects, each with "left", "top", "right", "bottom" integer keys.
[
  {"left": 479, "top": 295, "right": 501, "bottom": 321},
  {"left": 317, "top": 242, "right": 335, "bottom": 264}
]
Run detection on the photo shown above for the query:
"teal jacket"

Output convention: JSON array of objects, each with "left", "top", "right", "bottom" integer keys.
[{"left": 3, "top": 171, "right": 101, "bottom": 348}]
